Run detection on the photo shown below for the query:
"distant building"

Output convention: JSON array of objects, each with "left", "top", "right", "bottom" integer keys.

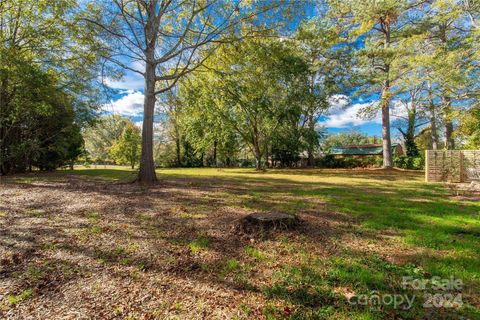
[{"left": 329, "top": 143, "right": 403, "bottom": 157}]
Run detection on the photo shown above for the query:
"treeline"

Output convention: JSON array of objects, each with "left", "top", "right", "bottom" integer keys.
[
  {"left": 0, "top": 1, "right": 102, "bottom": 174},
  {"left": 83, "top": 116, "right": 141, "bottom": 169},
  {"left": 155, "top": 27, "right": 350, "bottom": 169},
  {"left": 1, "top": 1, "right": 479, "bottom": 177},
  {"left": 0, "top": 54, "right": 82, "bottom": 172},
  {"left": 151, "top": 0, "right": 480, "bottom": 170}
]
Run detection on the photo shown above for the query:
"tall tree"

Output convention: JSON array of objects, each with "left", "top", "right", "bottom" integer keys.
[
  {"left": 176, "top": 81, "right": 240, "bottom": 167},
  {"left": 87, "top": 0, "right": 295, "bottom": 184},
  {"left": 392, "top": 87, "right": 426, "bottom": 157},
  {"left": 417, "top": 0, "right": 477, "bottom": 150},
  {"left": 294, "top": 17, "right": 351, "bottom": 166},
  {"left": 329, "top": 0, "right": 425, "bottom": 167}
]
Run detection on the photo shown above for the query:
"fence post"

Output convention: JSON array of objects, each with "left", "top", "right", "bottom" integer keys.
[{"left": 425, "top": 150, "right": 429, "bottom": 182}]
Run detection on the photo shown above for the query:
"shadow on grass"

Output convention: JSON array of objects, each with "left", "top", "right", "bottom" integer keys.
[{"left": 1, "top": 168, "right": 479, "bottom": 318}]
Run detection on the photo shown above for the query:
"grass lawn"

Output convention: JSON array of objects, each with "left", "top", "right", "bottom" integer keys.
[{"left": 0, "top": 167, "right": 479, "bottom": 319}]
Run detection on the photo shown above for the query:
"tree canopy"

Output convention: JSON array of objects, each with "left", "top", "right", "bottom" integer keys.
[{"left": 1, "top": 0, "right": 479, "bottom": 175}]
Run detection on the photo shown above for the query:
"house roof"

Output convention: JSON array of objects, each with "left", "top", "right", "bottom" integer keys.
[{"left": 329, "top": 144, "right": 399, "bottom": 156}]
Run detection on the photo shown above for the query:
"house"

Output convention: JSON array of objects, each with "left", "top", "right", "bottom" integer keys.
[{"left": 329, "top": 143, "right": 403, "bottom": 157}]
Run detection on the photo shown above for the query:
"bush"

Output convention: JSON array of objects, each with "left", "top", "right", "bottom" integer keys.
[
  {"left": 239, "top": 159, "right": 255, "bottom": 167},
  {"left": 317, "top": 155, "right": 382, "bottom": 169},
  {"left": 393, "top": 155, "right": 424, "bottom": 170},
  {"left": 316, "top": 154, "right": 337, "bottom": 168}
]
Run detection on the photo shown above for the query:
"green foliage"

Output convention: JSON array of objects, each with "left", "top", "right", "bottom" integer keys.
[
  {"left": 458, "top": 106, "right": 480, "bottom": 149},
  {"left": 323, "top": 131, "right": 380, "bottom": 151},
  {"left": 83, "top": 116, "right": 142, "bottom": 168},
  {"left": 393, "top": 155, "right": 424, "bottom": 170},
  {"left": 110, "top": 122, "right": 141, "bottom": 169},
  {"left": 404, "top": 135, "right": 420, "bottom": 157},
  {"left": 223, "top": 259, "right": 241, "bottom": 273},
  {"left": 0, "top": 56, "right": 84, "bottom": 173},
  {"left": 0, "top": 0, "right": 104, "bottom": 175},
  {"left": 317, "top": 155, "right": 381, "bottom": 169},
  {"left": 176, "top": 31, "right": 349, "bottom": 169},
  {"left": 164, "top": 88, "right": 241, "bottom": 168},
  {"left": 83, "top": 115, "right": 129, "bottom": 164},
  {"left": 318, "top": 154, "right": 424, "bottom": 170},
  {"left": 181, "top": 37, "right": 313, "bottom": 169}
]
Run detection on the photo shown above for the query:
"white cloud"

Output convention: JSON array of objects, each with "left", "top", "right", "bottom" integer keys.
[
  {"left": 327, "top": 94, "right": 350, "bottom": 111},
  {"left": 103, "top": 90, "right": 144, "bottom": 116},
  {"left": 104, "top": 72, "right": 145, "bottom": 91},
  {"left": 103, "top": 61, "right": 146, "bottom": 91},
  {"left": 323, "top": 102, "right": 381, "bottom": 128},
  {"left": 322, "top": 97, "right": 408, "bottom": 128}
]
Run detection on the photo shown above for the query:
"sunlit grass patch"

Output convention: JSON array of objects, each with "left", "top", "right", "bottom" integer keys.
[
  {"left": 244, "top": 245, "right": 268, "bottom": 262},
  {"left": 189, "top": 235, "right": 209, "bottom": 254},
  {"left": 7, "top": 289, "right": 34, "bottom": 306},
  {"left": 66, "top": 168, "right": 137, "bottom": 181}
]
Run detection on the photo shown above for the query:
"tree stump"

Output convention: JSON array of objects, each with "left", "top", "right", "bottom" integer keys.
[{"left": 235, "top": 212, "right": 299, "bottom": 234}]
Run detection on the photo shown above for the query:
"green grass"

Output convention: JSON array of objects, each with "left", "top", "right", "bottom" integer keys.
[
  {"left": 39, "top": 167, "right": 480, "bottom": 318},
  {"left": 160, "top": 168, "right": 480, "bottom": 318},
  {"left": 66, "top": 167, "right": 137, "bottom": 181},
  {"left": 189, "top": 235, "right": 210, "bottom": 254},
  {"left": 7, "top": 289, "right": 34, "bottom": 305}
]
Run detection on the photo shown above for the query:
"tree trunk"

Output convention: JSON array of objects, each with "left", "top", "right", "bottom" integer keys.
[
  {"left": 213, "top": 140, "right": 217, "bottom": 167},
  {"left": 438, "top": 26, "right": 454, "bottom": 150},
  {"left": 70, "top": 160, "right": 74, "bottom": 170},
  {"left": 137, "top": 58, "right": 157, "bottom": 184},
  {"left": 264, "top": 143, "right": 270, "bottom": 168},
  {"left": 175, "top": 136, "right": 181, "bottom": 166},
  {"left": 0, "top": 77, "right": 8, "bottom": 175},
  {"left": 381, "top": 21, "right": 393, "bottom": 168},
  {"left": 442, "top": 96, "right": 454, "bottom": 150},
  {"left": 427, "top": 81, "right": 438, "bottom": 150},
  {"left": 405, "top": 106, "right": 419, "bottom": 157},
  {"left": 255, "top": 156, "right": 262, "bottom": 170},
  {"left": 307, "top": 117, "right": 315, "bottom": 167},
  {"left": 444, "top": 119, "right": 454, "bottom": 150},
  {"left": 307, "top": 151, "right": 315, "bottom": 167},
  {"left": 253, "top": 143, "right": 262, "bottom": 170},
  {"left": 381, "top": 81, "right": 393, "bottom": 168}
]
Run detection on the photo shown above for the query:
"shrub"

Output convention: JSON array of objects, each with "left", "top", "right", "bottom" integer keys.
[
  {"left": 317, "top": 155, "right": 382, "bottom": 169},
  {"left": 393, "top": 155, "right": 424, "bottom": 170},
  {"left": 316, "top": 154, "right": 337, "bottom": 168}
]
